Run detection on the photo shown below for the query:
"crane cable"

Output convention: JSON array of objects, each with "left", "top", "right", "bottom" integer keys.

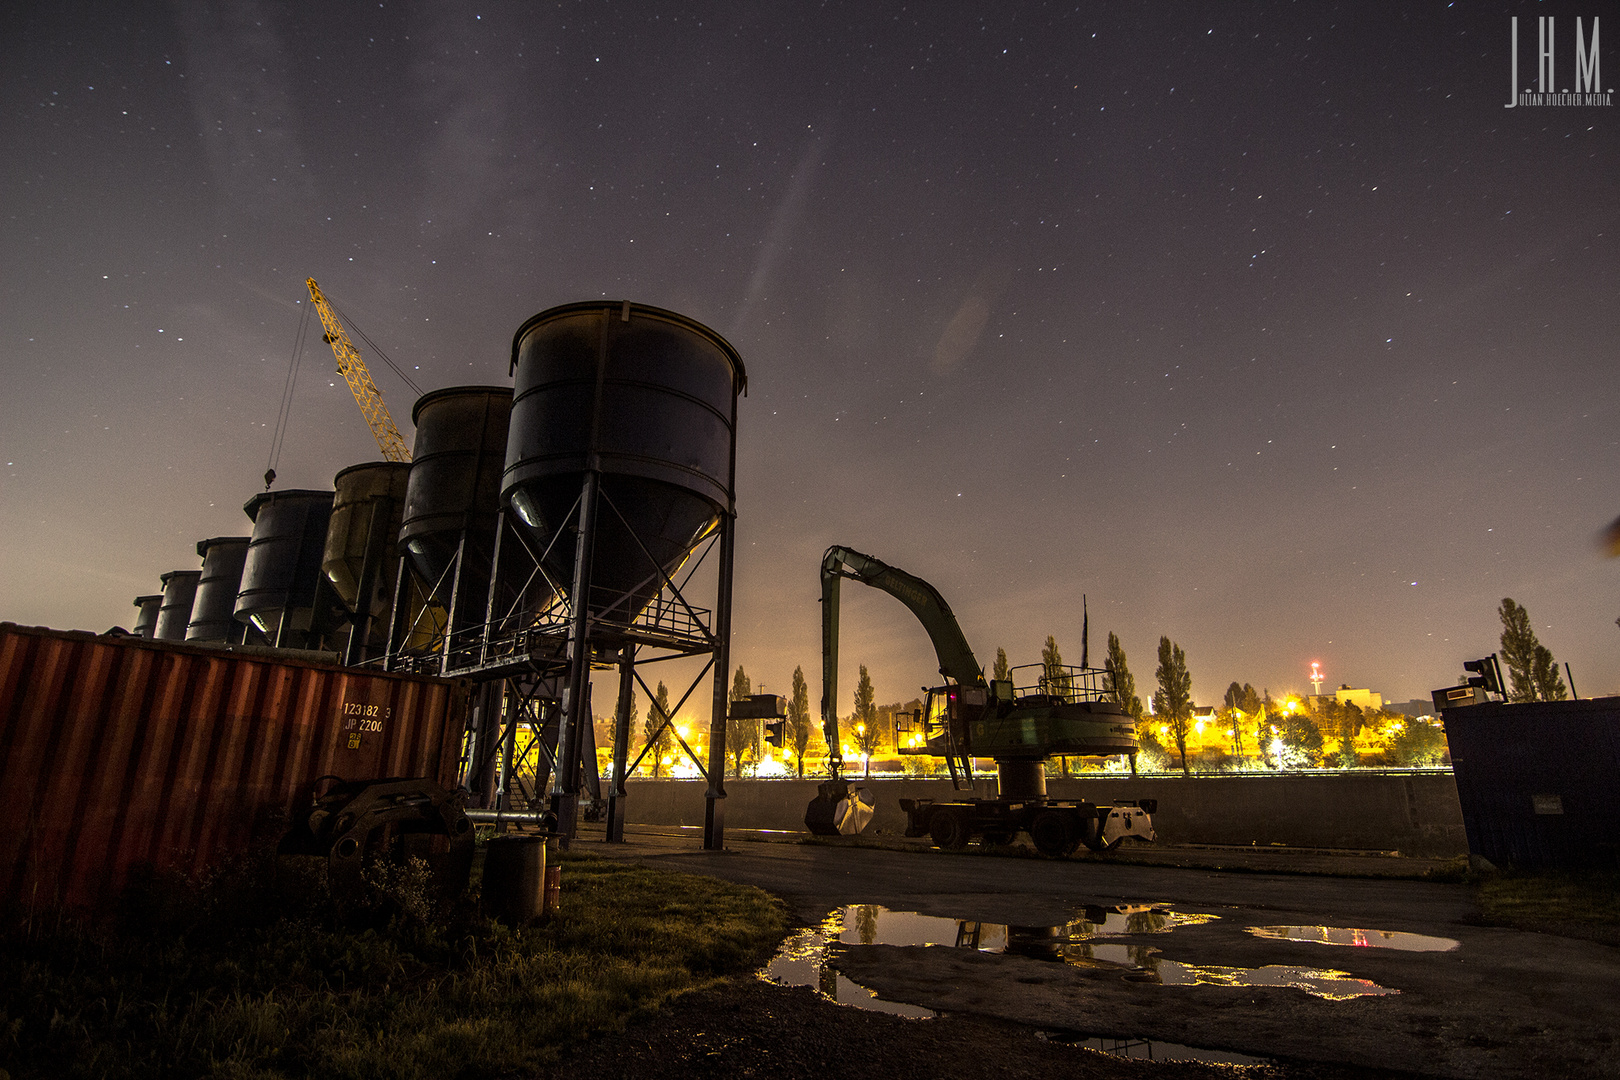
[
  {"left": 265, "top": 298, "right": 313, "bottom": 490},
  {"left": 264, "top": 288, "right": 421, "bottom": 489},
  {"left": 330, "top": 298, "right": 423, "bottom": 398}
]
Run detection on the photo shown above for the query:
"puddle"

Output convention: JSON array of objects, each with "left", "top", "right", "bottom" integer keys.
[
  {"left": 1060, "top": 941, "right": 1396, "bottom": 1000},
  {"left": 1149, "top": 961, "right": 1397, "bottom": 1000},
  {"left": 763, "top": 913, "right": 937, "bottom": 1018},
  {"left": 1036, "top": 1031, "right": 1272, "bottom": 1066},
  {"left": 1247, "top": 925, "right": 1459, "bottom": 952},
  {"left": 762, "top": 903, "right": 1400, "bottom": 1010},
  {"left": 763, "top": 906, "right": 1282, "bottom": 1063}
]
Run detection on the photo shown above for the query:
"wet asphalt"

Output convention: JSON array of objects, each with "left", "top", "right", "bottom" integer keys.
[{"left": 570, "top": 825, "right": 1620, "bottom": 1080}]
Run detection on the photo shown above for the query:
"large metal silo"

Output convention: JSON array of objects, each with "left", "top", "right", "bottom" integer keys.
[
  {"left": 501, "top": 301, "right": 745, "bottom": 849},
  {"left": 153, "top": 570, "right": 202, "bottom": 641},
  {"left": 186, "top": 536, "right": 250, "bottom": 644},
  {"left": 131, "top": 594, "right": 162, "bottom": 639},
  {"left": 397, "top": 387, "right": 524, "bottom": 662},
  {"left": 324, "top": 461, "right": 410, "bottom": 665},
  {"left": 235, "top": 489, "right": 336, "bottom": 649},
  {"left": 502, "top": 302, "right": 742, "bottom": 624}
]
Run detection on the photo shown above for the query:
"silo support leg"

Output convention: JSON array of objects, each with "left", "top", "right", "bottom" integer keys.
[
  {"left": 702, "top": 514, "right": 735, "bottom": 851},
  {"left": 606, "top": 645, "right": 635, "bottom": 842},
  {"left": 551, "top": 471, "right": 600, "bottom": 845}
]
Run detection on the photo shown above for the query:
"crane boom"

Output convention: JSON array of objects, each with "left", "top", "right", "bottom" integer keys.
[
  {"left": 821, "top": 545, "right": 985, "bottom": 778},
  {"left": 305, "top": 277, "right": 412, "bottom": 463}
]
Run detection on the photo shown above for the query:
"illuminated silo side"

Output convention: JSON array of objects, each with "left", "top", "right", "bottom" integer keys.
[
  {"left": 324, "top": 461, "right": 410, "bottom": 665},
  {"left": 153, "top": 570, "right": 202, "bottom": 641},
  {"left": 186, "top": 536, "right": 250, "bottom": 644},
  {"left": 131, "top": 594, "right": 162, "bottom": 639},
  {"left": 235, "top": 489, "right": 335, "bottom": 649}
]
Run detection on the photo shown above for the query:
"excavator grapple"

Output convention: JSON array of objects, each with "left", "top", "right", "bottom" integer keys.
[{"left": 804, "top": 777, "right": 876, "bottom": 836}]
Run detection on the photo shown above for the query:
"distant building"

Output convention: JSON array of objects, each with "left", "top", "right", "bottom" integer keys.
[
  {"left": 1384, "top": 698, "right": 1436, "bottom": 720},
  {"left": 1308, "top": 684, "right": 1383, "bottom": 713}
]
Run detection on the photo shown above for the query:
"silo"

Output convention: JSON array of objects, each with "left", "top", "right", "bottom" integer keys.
[
  {"left": 131, "top": 595, "right": 162, "bottom": 639},
  {"left": 502, "top": 302, "right": 743, "bottom": 623},
  {"left": 153, "top": 570, "right": 202, "bottom": 641},
  {"left": 502, "top": 301, "right": 744, "bottom": 847},
  {"left": 186, "top": 536, "right": 250, "bottom": 643},
  {"left": 398, "top": 387, "right": 523, "bottom": 654},
  {"left": 235, "top": 489, "right": 336, "bottom": 649},
  {"left": 324, "top": 461, "right": 410, "bottom": 665}
]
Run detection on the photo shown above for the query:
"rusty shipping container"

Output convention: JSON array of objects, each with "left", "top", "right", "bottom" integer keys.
[{"left": 0, "top": 623, "right": 468, "bottom": 914}]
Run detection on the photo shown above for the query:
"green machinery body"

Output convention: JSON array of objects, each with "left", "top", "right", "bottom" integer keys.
[{"left": 813, "top": 545, "right": 1155, "bottom": 854}]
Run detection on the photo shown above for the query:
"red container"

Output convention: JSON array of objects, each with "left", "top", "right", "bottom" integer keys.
[{"left": 0, "top": 623, "right": 467, "bottom": 914}]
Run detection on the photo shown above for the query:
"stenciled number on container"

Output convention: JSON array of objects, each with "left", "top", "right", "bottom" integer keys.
[{"left": 341, "top": 701, "right": 392, "bottom": 748}]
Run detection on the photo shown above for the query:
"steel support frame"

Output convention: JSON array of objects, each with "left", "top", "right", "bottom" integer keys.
[{"left": 385, "top": 310, "right": 739, "bottom": 850}]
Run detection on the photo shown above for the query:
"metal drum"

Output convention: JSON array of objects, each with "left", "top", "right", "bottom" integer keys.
[
  {"left": 235, "top": 489, "right": 335, "bottom": 647},
  {"left": 502, "top": 302, "right": 744, "bottom": 623},
  {"left": 131, "top": 594, "right": 162, "bottom": 639},
  {"left": 186, "top": 536, "right": 250, "bottom": 643},
  {"left": 324, "top": 461, "right": 410, "bottom": 663},
  {"left": 153, "top": 570, "right": 202, "bottom": 641}
]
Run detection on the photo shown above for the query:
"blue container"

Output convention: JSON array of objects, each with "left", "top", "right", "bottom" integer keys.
[{"left": 1442, "top": 697, "right": 1620, "bottom": 868}]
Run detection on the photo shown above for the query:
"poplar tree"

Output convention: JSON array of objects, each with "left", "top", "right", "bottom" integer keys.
[
  {"left": 1531, "top": 645, "right": 1569, "bottom": 702},
  {"left": 853, "top": 665, "right": 879, "bottom": 775},
  {"left": 993, "top": 647, "right": 1011, "bottom": 683},
  {"left": 1498, "top": 598, "right": 1567, "bottom": 702},
  {"left": 1153, "top": 637, "right": 1194, "bottom": 777},
  {"left": 1223, "top": 681, "right": 1247, "bottom": 758},
  {"left": 788, "top": 665, "right": 813, "bottom": 777},
  {"left": 1041, "top": 635, "right": 1071, "bottom": 700},
  {"left": 644, "top": 681, "right": 674, "bottom": 777},
  {"left": 728, "top": 665, "right": 755, "bottom": 777},
  {"left": 1105, "top": 632, "right": 1144, "bottom": 719}
]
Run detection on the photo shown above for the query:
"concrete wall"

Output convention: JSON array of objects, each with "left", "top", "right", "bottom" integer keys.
[{"left": 613, "top": 772, "right": 1468, "bottom": 857}]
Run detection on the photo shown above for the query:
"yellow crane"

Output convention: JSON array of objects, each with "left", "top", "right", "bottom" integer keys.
[{"left": 305, "top": 277, "right": 412, "bottom": 463}]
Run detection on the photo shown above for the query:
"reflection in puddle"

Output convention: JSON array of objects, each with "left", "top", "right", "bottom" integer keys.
[
  {"left": 1247, "top": 925, "right": 1459, "bottom": 952},
  {"left": 1055, "top": 942, "right": 1395, "bottom": 1000},
  {"left": 762, "top": 904, "right": 1285, "bottom": 1063},
  {"left": 762, "top": 903, "right": 1400, "bottom": 1022},
  {"left": 1151, "top": 961, "right": 1396, "bottom": 1000},
  {"left": 763, "top": 912, "right": 937, "bottom": 1018},
  {"left": 1036, "top": 1031, "right": 1271, "bottom": 1065}
]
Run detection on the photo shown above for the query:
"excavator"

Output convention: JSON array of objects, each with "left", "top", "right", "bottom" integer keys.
[{"left": 806, "top": 545, "right": 1156, "bottom": 856}]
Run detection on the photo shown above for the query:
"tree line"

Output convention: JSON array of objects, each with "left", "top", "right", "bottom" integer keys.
[{"left": 602, "top": 594, "right": 1565, "bottom": 779}]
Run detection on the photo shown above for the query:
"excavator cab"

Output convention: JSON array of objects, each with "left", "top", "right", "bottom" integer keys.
[{"left": 893, "top": 684, "right": 990, "bottom": 789}]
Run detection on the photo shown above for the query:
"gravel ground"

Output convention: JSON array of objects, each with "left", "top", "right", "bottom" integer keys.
[{"left": 540, "top": 977, "right": 1426, "bottom": 1080}]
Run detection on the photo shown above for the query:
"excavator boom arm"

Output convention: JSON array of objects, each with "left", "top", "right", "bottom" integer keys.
[
  {"left": 820, "top": 545, "right": 985, "bottom": 775},
  {"left": 306, "top": 278, "right": 412, "bottom": 463}
]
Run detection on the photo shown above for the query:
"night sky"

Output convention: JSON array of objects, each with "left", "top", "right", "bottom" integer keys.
[{"left": 3, "top": 2, "right": 1617, "bottom": 712}]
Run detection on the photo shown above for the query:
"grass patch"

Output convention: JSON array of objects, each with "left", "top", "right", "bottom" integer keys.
[
  {"left": 1474, "top": 869, "right": 1620, "bottom": 932},
  {"left": 0, "top": 850, "right": 788, "bottom": 1080}
]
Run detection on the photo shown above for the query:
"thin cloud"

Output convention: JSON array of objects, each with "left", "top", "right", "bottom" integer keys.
[{"left": 170, "top": 0, "right": 313, "bottom": 214}]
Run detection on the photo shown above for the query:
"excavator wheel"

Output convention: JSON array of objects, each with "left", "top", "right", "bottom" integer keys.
[
  {"left": 928, "top": 808, "right": 971, "bottom": 851},
  {"left": 1030, "top": 810, "right": 1080, "bottom": 858}
]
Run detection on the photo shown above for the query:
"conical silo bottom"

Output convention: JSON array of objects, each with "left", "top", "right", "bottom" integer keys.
[{"left": 512, "top": 473, "right": 720, "bottom": 626}]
